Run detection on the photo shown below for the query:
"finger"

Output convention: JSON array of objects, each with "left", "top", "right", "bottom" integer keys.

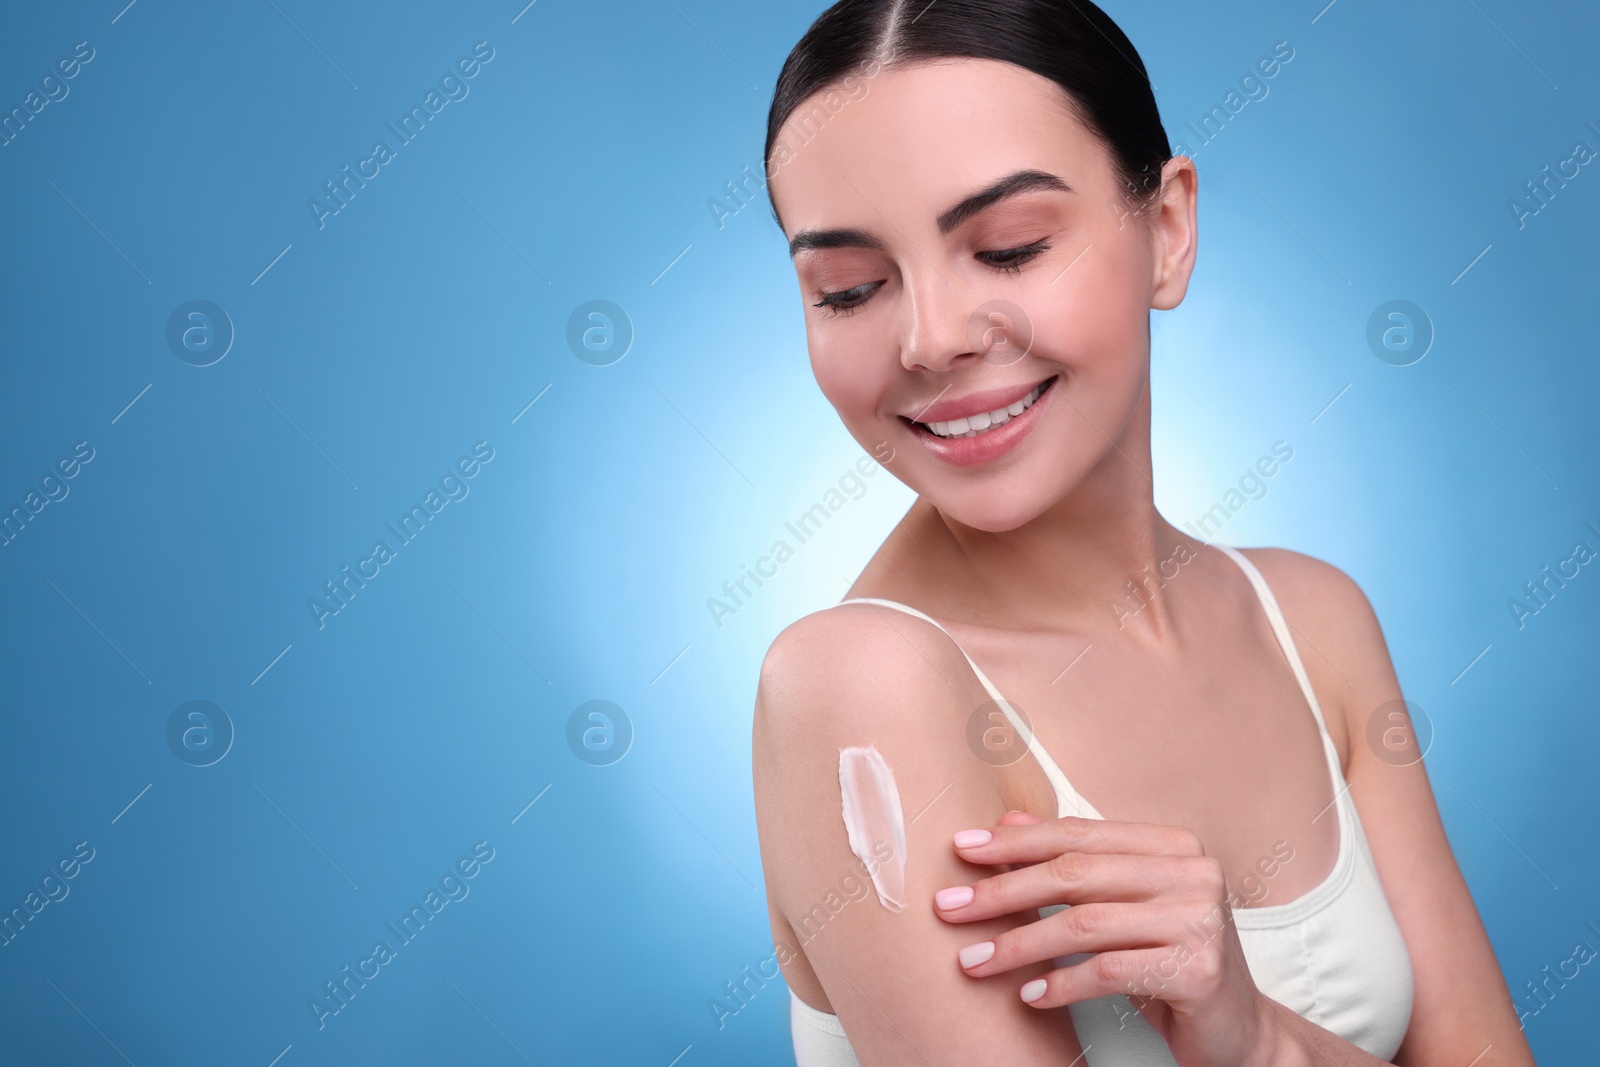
[
  {"left": 954, "top": 900, "right": 1201, "bottom": 978},
  {"left": 1016, "top": 942, "right": 1222, "bottom": 1009},
  {"left": 989, "top": 811, "right": 1045, "bottom": 877},
  {"left": 997, "top": 809, "right": 1042, "bottom": 827},
  {"left": 935, "top": 850, "right": 1219, "bottom": 921},
  {"left": 952, "top": 815, "right": 1204, "bottom": 866}
]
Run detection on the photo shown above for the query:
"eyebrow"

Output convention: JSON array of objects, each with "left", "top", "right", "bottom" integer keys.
[{"left": 787, "top": 169, "right": 1072, "bottom": 257}]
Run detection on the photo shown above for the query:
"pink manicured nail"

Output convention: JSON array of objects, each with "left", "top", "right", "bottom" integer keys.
[
  {"left": 1020, "top": 979, "right": 1048, "bottom": 1003},
  {"left": 952, "top": 829, "right": 992, "bottom": 848},
  {"left": 958, "top": 941, "right": 995, "bottom": 968},
  {"left": 935, "top": 885, "right": 974, "bottom": 910}
]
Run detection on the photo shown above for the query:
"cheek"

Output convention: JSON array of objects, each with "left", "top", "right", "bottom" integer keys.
[
  {"left": 1027, "top": 245, "right": 1148, "bottom": 381},
  {"left": 809, "top": 326, "right": 896, "bottom": 418}
]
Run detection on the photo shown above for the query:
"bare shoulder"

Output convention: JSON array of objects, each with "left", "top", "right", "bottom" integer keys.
[
  {"left": 1232, "top": 556, "right": 1536, "bottom": 1061},
  {"left": 1231, "top": 547, "right": 1392, "bottom": 761},
  {"left": 1234, "top": 545, "right": 1378, "bottom": 629},
  {"left": 1231, "top": 547, "right": 1388, "bottom": 668},
  {"left": 756, "top": 602, "right": 977, "bottom": 739},
  {"left": 751, "top": 603, "right": 1086, "bottom": 1061},
  {"left": 752, "top": 602, "right": 997, "bottom": 886}
]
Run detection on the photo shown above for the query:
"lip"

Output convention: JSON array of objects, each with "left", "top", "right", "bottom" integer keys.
[
  {"left": 901, "top": 374, "right": 1059, "bottom": 468},
  {"left": 906, "top": 376, "right": 1055, "bottom": 425}
]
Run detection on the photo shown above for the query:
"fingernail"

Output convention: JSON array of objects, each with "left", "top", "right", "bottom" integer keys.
[
  {"left": 958, "top": 941, "right": 995, "bottom": 968},
  {"left": 1020, "top": 979, "right": 1048, "bottom": 1003},
  {"left": 952, "top": 829, "right": 992, "bottom": 848},
  {"left": 935, "top": 885, "right": 974, "bottom": 910}
]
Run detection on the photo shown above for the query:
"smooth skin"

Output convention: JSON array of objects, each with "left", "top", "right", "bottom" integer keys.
[{"left": 751, "top": 57, "right": 1534, "bottom": 1065}]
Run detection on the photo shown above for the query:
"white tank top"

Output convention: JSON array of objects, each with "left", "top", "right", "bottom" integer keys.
[{"left": 789, "top": 544, "right": 1414, "bottom": 1064}]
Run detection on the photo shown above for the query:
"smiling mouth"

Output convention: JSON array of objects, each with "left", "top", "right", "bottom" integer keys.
[{"left": 906, "top": 375, "right": 1058, "bottom": 438}]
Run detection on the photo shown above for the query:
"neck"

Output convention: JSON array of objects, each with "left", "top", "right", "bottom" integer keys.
[{"left": 880, "top": 388, "right": 1199, "bottom": 641}]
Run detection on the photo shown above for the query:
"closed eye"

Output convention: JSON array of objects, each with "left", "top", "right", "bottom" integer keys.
[
  {"left": 812, "top": 239, "right": 1054, "bottom": 317},
  {"left": 813, "top": 280, "right": 883, "bottom": 316},
  {"left": 978, "top": 238, "right": 1052, "bottom": 273}
]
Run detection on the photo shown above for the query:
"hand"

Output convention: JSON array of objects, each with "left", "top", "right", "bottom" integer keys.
[{"left": 931, "top": 810, "right": 1282, "bottom": 1067}]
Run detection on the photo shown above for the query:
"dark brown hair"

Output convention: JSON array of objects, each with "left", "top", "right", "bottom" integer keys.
[{"left": 764, "top": 0, "right": 1172, "bottom": 231}]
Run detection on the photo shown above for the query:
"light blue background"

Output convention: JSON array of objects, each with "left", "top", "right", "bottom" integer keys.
[{"left": 1, "top": 0, "right": 1595, "bottom": 1063}]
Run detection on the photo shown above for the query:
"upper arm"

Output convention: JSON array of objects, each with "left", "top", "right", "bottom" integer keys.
[
  {"left": 752, "top": 604, "right": 1084, "bottom": 1063},
  {"left": 1243, "top": 549, "right": 1534, "bottom": 1065}
]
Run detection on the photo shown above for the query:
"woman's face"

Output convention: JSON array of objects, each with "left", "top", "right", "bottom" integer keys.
[{"left": 770, "top": 57, "right": 1196, "bottom": 533}]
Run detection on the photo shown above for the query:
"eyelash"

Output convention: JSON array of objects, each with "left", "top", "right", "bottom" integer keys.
[{"left": 812, "top": 239, "right": 1054, "bottom": 317}]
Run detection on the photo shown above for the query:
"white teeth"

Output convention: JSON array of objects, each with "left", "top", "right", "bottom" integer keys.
[{"left": 923, "top": 381, "right": 1047, "bottom": 439}]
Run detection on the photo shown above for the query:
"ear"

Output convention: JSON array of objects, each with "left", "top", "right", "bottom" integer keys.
[{"left": 1148, "top": 154, "right": 1198, "bottom": 311}]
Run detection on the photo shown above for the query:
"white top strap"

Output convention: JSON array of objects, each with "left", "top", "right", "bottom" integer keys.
[
  {"left": 1208, "top": 544, "right": 1330, "bottom": 737},
  {"left": 833, "top": 597, "right": 1105, "bottom": 821},
  {"left": 831, "top": 545, "right": 1339, "bottom": 838}
]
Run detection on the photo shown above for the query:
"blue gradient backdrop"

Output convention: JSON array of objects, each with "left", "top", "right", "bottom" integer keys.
[{"left": 1, "top": 1, "right": 1596, "bottom": 1063}]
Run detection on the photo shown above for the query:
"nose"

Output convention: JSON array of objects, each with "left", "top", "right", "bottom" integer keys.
[{"left": 899, "top": 266, "right": 983, "bottom": 374}]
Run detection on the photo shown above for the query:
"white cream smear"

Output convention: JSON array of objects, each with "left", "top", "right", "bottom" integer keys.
[{"left": 838, "top": 744, "right": 908, "bottom": 913}]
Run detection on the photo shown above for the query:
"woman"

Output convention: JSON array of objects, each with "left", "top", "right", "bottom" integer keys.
[{"left": 750, "top": 1, "right": 1534, "bottom": 1065}]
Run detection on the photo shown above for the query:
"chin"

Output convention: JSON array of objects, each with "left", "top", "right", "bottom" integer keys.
[
  {"left": 946, "top": 506, "right": 1039, "bottom": 534},
  {"left": 917, "top": 476, "right": 1060, "bottom": 534}
]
